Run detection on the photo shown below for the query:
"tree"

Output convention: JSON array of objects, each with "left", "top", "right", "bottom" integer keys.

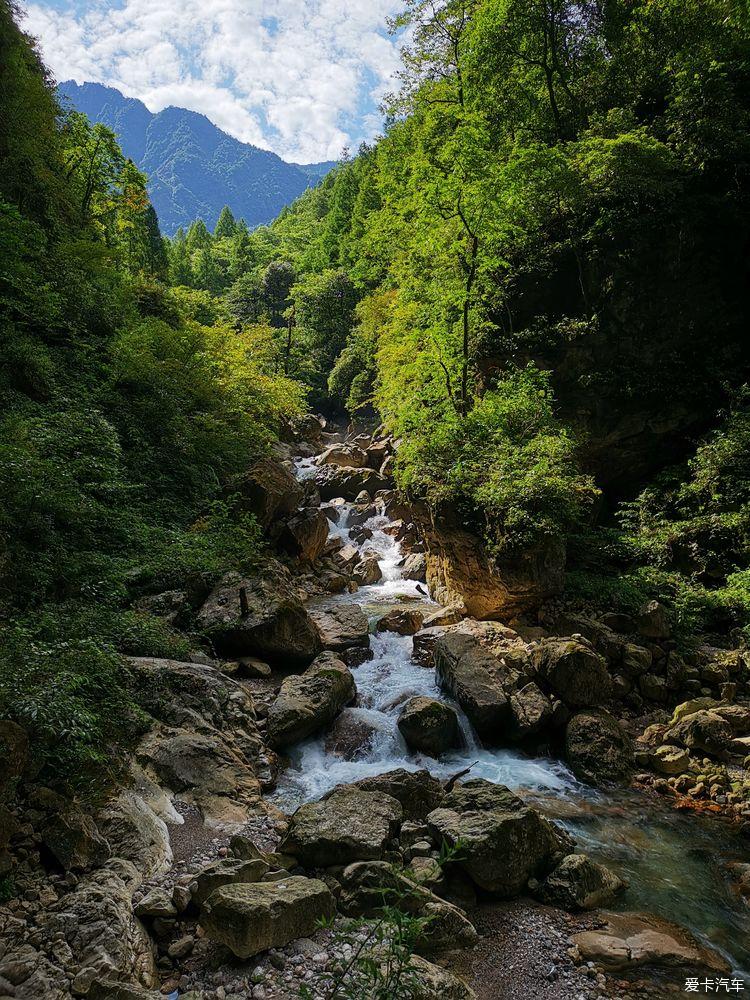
[
  {"left": 260, "top": 260, "right": 295, "bottom": 327},
  {"left": 226, "top": 272, "right": 263, "bottom": 329},
  {"left": 295, "top": 269, "right": 358, "bottom": 396},
  {"left": 214, "top": 205, "right": 238, "bottom": 239},
  {"left": 186, "top": 218, "right": 211, "bottom": 251},
  {"left": 169, "top": 228, "right": 193, "bottom": 286},
  {"left": 194, "top": 246, "right": 222, "bottom": 294},
  {"left": 143, "top": 205, "right": 169, "bottom": 279}
]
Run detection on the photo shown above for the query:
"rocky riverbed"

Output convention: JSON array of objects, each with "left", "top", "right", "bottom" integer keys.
[{"left": 0, "top": 418, "right": 749, "bottom": 999}]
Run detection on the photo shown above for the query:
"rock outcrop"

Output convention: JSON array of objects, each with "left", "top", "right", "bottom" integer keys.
[{"left": 418, "top": 519, "right": 565, "bottom": 619}]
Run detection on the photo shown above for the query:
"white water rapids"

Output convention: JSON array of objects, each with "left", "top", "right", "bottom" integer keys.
[
  {"left": 272, "top": 454, "right": 750, "bottom": 975},
  {"left": 275, "top": 456, "right": 580, "bottom": 810}
]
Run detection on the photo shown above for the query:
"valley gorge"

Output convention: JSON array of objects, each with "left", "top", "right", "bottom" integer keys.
[{"left": 1, "top": 422, "right": 749, "bottom": 1000}]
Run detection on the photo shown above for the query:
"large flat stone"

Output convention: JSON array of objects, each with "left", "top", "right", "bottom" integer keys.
[{"left": 201, "top": 877, "right": 335, "bottom": 959}]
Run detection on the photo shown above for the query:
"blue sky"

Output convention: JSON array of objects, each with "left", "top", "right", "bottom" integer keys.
[{"left": 21, "top": 0, "right": 405, "bottom": 161}]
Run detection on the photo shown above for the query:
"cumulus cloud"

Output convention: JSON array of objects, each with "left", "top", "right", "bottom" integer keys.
[{"left": 20, "top": 0, "right": 405, "bottom": 161}]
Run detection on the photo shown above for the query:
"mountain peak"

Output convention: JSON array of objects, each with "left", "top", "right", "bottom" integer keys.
[{"left": 58, "top": 80, "right": 335, "bottom": 235}]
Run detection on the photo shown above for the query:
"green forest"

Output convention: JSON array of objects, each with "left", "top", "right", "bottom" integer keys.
[{"left": 2, "top": 0, "right": 750, "bottom": 785}]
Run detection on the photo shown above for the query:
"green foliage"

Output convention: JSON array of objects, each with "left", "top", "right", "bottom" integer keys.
[
  {"left": 0, "top": 1, "right": 304, "bottom": 788},
  {"left": 397, "top": 365, "right": 598, "bottom": 552}
]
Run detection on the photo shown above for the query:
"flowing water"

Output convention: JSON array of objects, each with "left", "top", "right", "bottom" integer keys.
[{"left": 274, "top": 457, "right": 750, "bottom": 975}]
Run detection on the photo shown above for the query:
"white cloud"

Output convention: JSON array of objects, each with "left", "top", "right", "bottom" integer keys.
[{"left": 20, "top": 0, "right": 405, "bottom": 162}]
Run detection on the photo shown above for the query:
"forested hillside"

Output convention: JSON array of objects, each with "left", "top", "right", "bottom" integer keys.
[
  {"left": 179, "top": 0, "right": 750, "bottom": 645},
  {"left": 0, "top": 1, "right": 303, "bottom": 783},
  {"left": 59, "top": 81, "right": 335, "bottom": 235}
]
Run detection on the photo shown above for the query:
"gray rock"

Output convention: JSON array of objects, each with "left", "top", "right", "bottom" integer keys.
[
  {"left": 565, "top": 710, "right": 634, "bottom": 786},
  {"left": 201, "top": 877, "right": 335, "bottom": 960},
  {"left": 434, "top": 633, "right": 511, "bottom": 741},
  {"left": 309, "top": 604, "right": 370, "bottom": 652},
  {"left": 397, "top": 697, "right": 461, "bottom": 757},
  {"left": 266, "top": 652, "right": 356, "bottom": 749},
  {"left": 534, "top": 853, "right": 626, "bottom": 910},
  {"left": 530, "top": 638, "right": 611, "bottom": 708},
  {"left": 190, "top": 858, "right": 269, "bottom": 908},
  {"left": 509, "top": 682, "right": 553, "bottom": 740},
  {"left": 426, "top": 780, "right": 571, "bottom": 896},
  {"left": 281, "top": 788, "right": 402, "bottom": 867},
  {"left": 196, "top": 565, "right": 321, "bottom": 663}
]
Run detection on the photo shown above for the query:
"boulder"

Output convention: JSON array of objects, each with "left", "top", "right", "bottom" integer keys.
[
  {"left": 337, "top": 861, "right": 477, "bottom": 953},
  {"left": 530, "top": 638, "right": 611, "bottom": 708},
  {"left": 127, "top": 655, "right": 256, "bottom": 732},
  {"left": 564, "top": 710, "right": 634, "bottom": 786},
  {"left": 376, "top": 609, "right": 424, "bottom": 635},
  {"left": 281, "top": 788, "right": 402, "bottom": 867},
  {"left": 266, "top": 652, "right": 356, "bottom": 748},
  {"left": 196, "top": 566, "right": 321, "bottom": 664},
  {"left": 41, "top": 859, "right": 158, "bottom": 993},
  {"left": 292, "top": 413, "right": 325, "bottom": 442},
  {"left": 639, "top": 673, "right": 669, "bottom": 702},
  {"left": 316, "top": 466, "right": 389, "bottom": 502},
  {"left": 237, "top": 656, "right": 272, "bottom": 678},
  {"left": 354, "top": 555, "right": 383, "bottom": 586},
  {"left": 97, "top": 791, "right": 171, "bottom": 879},
  {"left": 318, "top": 444, "right": 368, "bottom": 468},
  {"left": 410, "top": 956, "right": 477, "bottom": 1000},
  {"left": 229, "top": 457, "right": 303, "bottom": 528},
  {"left": 400, "top": 553, "right": 427, "bottom": 582},
  {"left": 200, "top": 877, "right": 335, "bottom": 959},
  {"left": 325, "top": 710, "right": 379, "bottom": 760},
  {"left": 189, "top": 857, "right": 268, "bottom": 908},
  {"left": 712, "top": 704, "right": 750, "bottom": 735},
  {"left": 279, "top": 508, "right": 329, "bottom": 562},
  {"left": 40, "top": 804, "right": 111, "bottom": 872},
  {"left": 534, "top": 853, "right": 625, "bottom": 910},
  {"left": 137, "top": 727, "right": 261, "bottom": 827},
  {"left": 352, "top": 769, "right": 444, "bottom": 821},
  {"left": 664, "top": 710, "right": 733, "bottom": 758},
  {"left": 310, "top": 604, "right": 370, "bottom": 652},
  {"left": 620, "top": 643, "right": 652, "bottom": 679},
  {"left": 652, "top": 745, "right": 690, "bottom": 775},
  {"left": 426, "top": 779, "right": 571, "bottom": 896},
  {"left": 134, "top": 887, "right": 176, "bottom": 919},
  {"left": 637, "top": 600, "right": 671, "bottom": 640},
  {"left": 433, "top": 633, "right": 511, "bottom": 741},
  {"left": 572, "top": 911, "right": 730, "bottom": 973},
  {"left": 509, "top": 683, "right": 553, "bottom": 741},
  {"left": 398, "top": 697, "right": 461, "bottom": 757}
]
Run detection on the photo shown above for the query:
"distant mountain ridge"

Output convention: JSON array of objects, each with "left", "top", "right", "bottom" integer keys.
[{"left": 58, "top": 81, "right": 336, "bottom": 235}]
